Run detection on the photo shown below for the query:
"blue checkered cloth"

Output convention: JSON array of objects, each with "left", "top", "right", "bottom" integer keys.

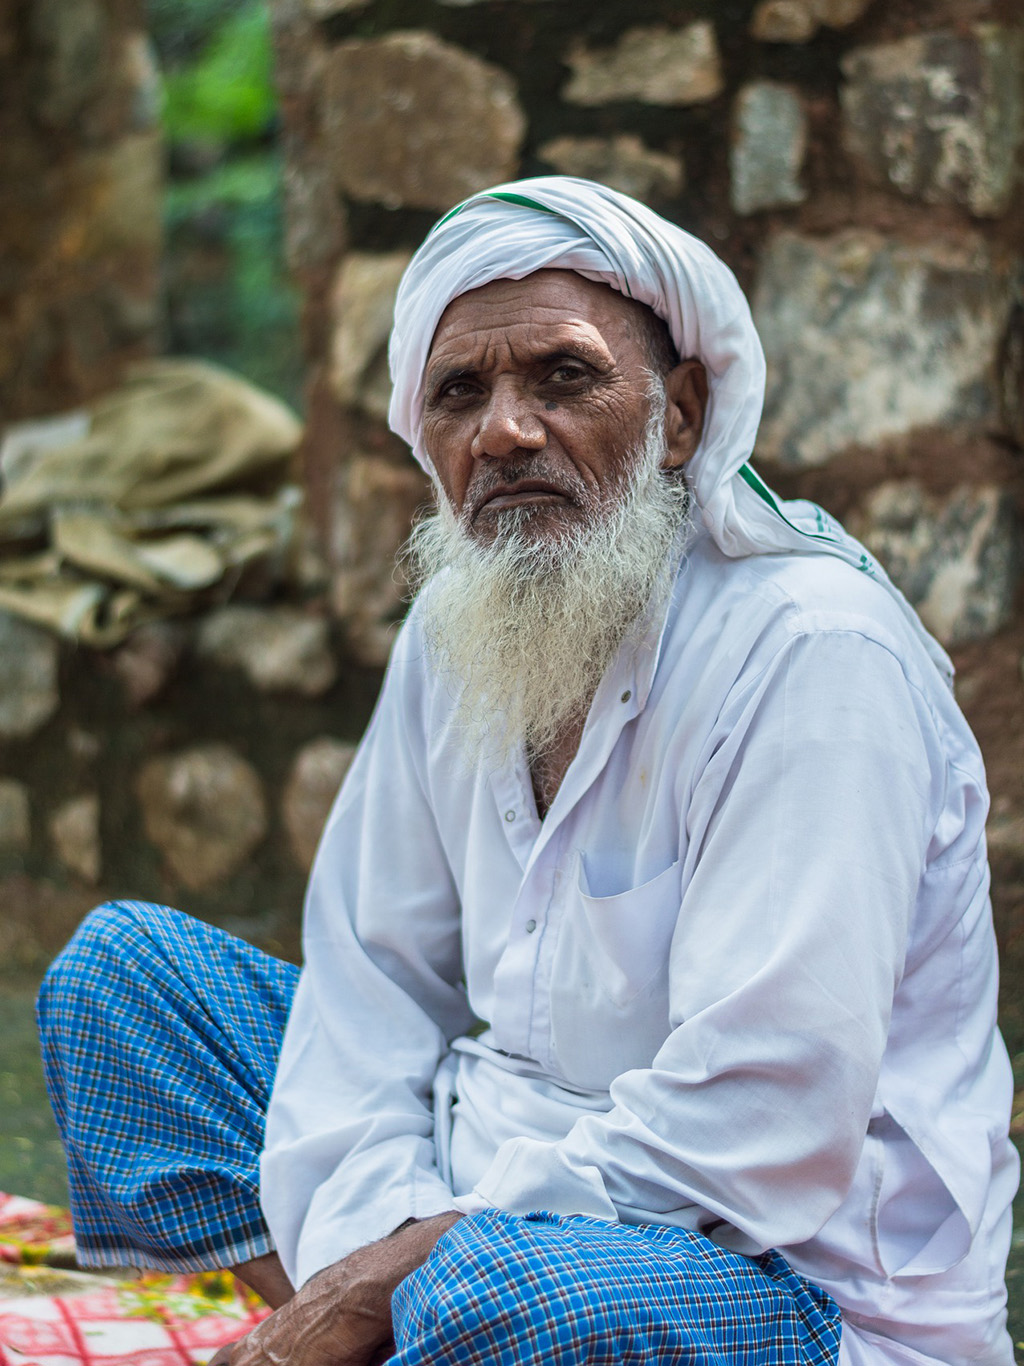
[
  {"left": 37, "top": 901, "right": 298, "bottom": 1272},
  {"left": 38, "top": 902, "right": 841, "bottom": 1363},
  {"left": 394, "top": 1210, "right": 841, "bottom": 1365}
]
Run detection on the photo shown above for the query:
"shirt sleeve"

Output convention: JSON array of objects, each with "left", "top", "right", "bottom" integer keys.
[
  {"left": 260, "top": 615, "right": 475, "bottom": 1288},
  {"left": 452, "top": 628, "right": 942, "bottom": 1253}
]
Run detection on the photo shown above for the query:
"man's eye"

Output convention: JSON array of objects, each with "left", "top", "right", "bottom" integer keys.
[
  {"left": 437, "top": 380, "right": 477, "bottom": 402},
  {"left": 548, "top": 364, "right": 588, "bottom": 384}
]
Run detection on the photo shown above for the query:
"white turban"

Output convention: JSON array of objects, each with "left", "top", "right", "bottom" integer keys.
[{"left": 388, "top": 175, "right": 952, "bottom": 683}]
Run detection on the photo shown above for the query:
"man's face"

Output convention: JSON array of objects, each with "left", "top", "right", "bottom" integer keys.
[{"left": 421, "top": 270, "right": 694, "bottom": 546}]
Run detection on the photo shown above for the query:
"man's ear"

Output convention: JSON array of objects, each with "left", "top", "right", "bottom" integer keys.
[{"left": 661, "top": 359, "right": 708, "bottom": 471}]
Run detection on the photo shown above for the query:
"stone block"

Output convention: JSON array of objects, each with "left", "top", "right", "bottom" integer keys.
[
  {"left": 109, "top": 622, "right": 188, "bottom": 707},
  {"left": 813, "top": 0, "right": 873, "bottom": 26},
  {"left": 564, "top": 23, "right": 724, "bottom": 107},
  {"left": 331, "top": 454, "right": 429, "bottom": 666},
  {"left": 68, "top": 727, "right": 100, "bottom": 762},
  {"left": 321, "top": 32, "right": 525, "bottom": 211},
  {"left": 751, "top": 0, "right": 874, "bottom": 42},
  {"left": 731, "top": 82, "right": 807, "bottom": 215},
  {"left": 49, "top": 794, "right": 101, "bottom": 885},
  {"left": 328, "top": 251, "right": 413, "bottom": 419},
  {"left": 750, "top": 1, "right": 817, "bottom": 44},
  {"left": 841, "top": 25, "right": 1024, "bottom": 218},
  {"left": 0, "top": 613, "right": 59, "bottom": 741},
  {"left": 73, "top": 131, "right": 163, "bottom": 260},
  {"left": 282, "top": 737, "right": 357, "bottom": 871},
  {"left": 27, "top": 0, "right": 107, "bottom": 128},
  {"left": 537, "top": 135, "right": 683, "bottom": 201},
  {"left": 282, "top": 145, "right": 348, "bottom": 279},
  {"left": 850, "top": 482, "right": 1021, "bottom": 647},
  {"left": 196, "top": 605, "right": 337, "bottom": 697},
  {"left": 0, "top": 780, "right": 30, "bottom": 853},
  {"left": 137, "top": 745, "right": 268, "bottom": 891},
  {"left": 272, "top": 15, "right": 326, "bottom": 102},
  {"left": 753, "top": 231, "right": 1012, "bottom": 467}
]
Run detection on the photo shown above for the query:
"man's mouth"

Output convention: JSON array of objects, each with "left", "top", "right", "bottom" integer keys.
[{"left": 473, "top": 480, "right": 572, "bottom": 516}]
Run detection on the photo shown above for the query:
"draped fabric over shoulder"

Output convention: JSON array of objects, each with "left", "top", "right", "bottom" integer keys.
[{"left": 387, "top": 175, "right": 953, "bottom": 684}]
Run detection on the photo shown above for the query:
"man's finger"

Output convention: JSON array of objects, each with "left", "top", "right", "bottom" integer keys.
[{"left": 206, "top": 1339, "right": 240, "bottom": 1366}]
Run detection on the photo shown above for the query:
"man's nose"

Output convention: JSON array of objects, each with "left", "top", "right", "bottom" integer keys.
[{"left": 471, "top": 385, "right": 547, "bottom": 460}]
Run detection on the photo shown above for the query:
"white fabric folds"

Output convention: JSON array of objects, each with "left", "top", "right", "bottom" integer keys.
[{"left": 387, "top": 175, "right": 953, "bottom": 684}]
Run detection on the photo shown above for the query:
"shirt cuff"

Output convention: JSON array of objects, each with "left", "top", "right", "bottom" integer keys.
[
  {"left": 451, "top": 1191, "right": 494, "bottom": 1216},
  {"left": 295, "top": 1183, "right": 458, "bottom": 1286}
]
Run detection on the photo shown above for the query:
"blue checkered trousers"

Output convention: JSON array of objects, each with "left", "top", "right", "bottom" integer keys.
[{"left": 38, "top": 902, "right": 842, "bottom": 1365}]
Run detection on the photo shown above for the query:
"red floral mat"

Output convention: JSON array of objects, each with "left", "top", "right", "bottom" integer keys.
[
  {"left": 0, "top": 1194, "right": 76, "bottom": 1267},
  {"left": 0, "top": 1194, "right": 270, "bottom": 1366}
]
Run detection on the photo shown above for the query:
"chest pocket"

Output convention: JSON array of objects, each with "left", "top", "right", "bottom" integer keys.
[
  {"left": 575, "top": 854, "right": 683, "bottom": 1004},
  {"left": 548, "top": 854, "right": 681, "bottom": 1089}
]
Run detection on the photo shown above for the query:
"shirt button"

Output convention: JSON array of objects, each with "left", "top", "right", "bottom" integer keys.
[
  {"left": 504, "top": 809, "right": 516, "bottom": 823},
  {"left": 621, "top": 689, "right": 632, "bottom": 703},
  {"left": 525, "top": 919, "right": 537, "bottom": 933}
]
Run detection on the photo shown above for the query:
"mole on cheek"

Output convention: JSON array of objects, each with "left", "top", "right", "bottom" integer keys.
[{"left": 545, "top": 401, "right": 558, "bottom": 411}]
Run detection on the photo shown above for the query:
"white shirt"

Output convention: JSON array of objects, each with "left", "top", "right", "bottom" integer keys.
[{"left": 261, "top": 528, "right": 1017, "bottom": 1366}]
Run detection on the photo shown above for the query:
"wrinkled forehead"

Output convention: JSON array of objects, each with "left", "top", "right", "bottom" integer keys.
[{"left": 425, "top": 269, "right": 663, "bottom": 377}]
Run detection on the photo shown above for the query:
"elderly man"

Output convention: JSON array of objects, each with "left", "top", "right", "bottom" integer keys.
[{"left": 39, "top": 178, "right": 1016, "bottom": 1366}]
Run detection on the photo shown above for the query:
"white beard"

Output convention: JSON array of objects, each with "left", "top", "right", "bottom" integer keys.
[{"left": 404, "top": 405, "right": 694, "bottom": 771}]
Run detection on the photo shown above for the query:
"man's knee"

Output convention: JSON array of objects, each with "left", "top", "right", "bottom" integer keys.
[
  {"left": 394, "top": 1213, "right": 575, "bottom": 1358},
  {"left": 38, "top": 901, "right": 186, "bottom": 1030}
]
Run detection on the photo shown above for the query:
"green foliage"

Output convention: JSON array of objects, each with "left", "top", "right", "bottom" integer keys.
[
  {"left": 161, "top": 2, "right": 275, "bottom": 145},
  {"left": 145, "top": 0, "right": 302, "bottom": 408},
  {"left": 145, "top": 0, "right": 243, "bottom": 67},
  {"left": 163, "top": 153, "right": 304, "bottom": 410},
  {"left": 164, "top": 154, "right": 281, "bottom": 215}
]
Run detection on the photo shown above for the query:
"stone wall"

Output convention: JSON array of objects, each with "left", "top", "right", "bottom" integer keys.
[
  {"left": 3, "top": 0, "right": 1022, "bottom": 1002},
  {"left": 268, "top": 0, "right": 1024, "bottom": 992},
  {"left": 268, "top": 0, "right": 1024, "bottom": 661},
  {"left": 0, "top": 0, "right": 163, "bottom": 423},
  {"left": 0, "top": 605, "right": 383, "bottom": 972}
]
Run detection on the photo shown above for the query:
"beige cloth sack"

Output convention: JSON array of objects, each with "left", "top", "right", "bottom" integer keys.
[{"left": 0, "top": 360, "right": 304, "bottom": 646}]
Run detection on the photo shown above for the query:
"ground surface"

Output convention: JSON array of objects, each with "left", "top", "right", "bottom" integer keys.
[
  {"left": 2, "top": 976, "right": 1023, "bottom": 1356},
  {"left": 0, "top": 982, "right": 69, "bottom": 1207}
]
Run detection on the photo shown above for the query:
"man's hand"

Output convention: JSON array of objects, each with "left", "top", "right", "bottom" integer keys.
[{"left": 210, "top": 1213, "right": 463, "bottom": 1366}]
